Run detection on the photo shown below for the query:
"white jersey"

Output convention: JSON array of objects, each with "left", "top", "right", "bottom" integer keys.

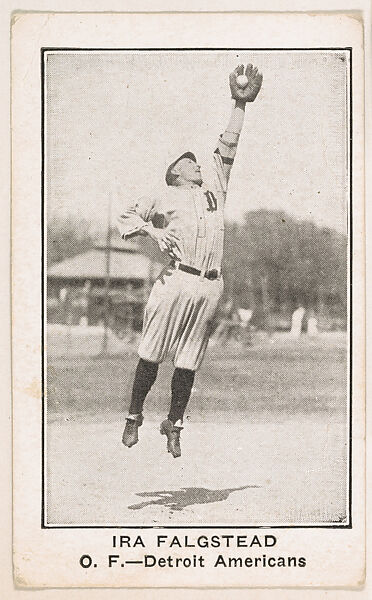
[
  {"left": 117, "top": 138, "right": 237, "bottom": 371},
  {"left": 118, "top": 150, "right": 228, "bottom": 272}
]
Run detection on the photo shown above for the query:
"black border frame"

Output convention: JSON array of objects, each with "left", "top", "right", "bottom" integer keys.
[{"left": 41, "top": 47, "right": 353, "bottom": 530}]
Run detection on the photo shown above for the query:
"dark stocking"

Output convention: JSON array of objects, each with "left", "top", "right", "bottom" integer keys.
[
  {"left": 168, "top": 367, "right": 195, "bottom": 424},
  {"left": 128, "top": 358, "right": 159, "bottom": 415}
]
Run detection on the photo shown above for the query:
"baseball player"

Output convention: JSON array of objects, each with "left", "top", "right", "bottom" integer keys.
[{"left": 117, "top": 64, "right": 263, "bottom": 457}]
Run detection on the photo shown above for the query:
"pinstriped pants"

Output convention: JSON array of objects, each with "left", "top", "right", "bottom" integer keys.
[{"left": 138, "top": 266, "right": 223, "bottom": 371}]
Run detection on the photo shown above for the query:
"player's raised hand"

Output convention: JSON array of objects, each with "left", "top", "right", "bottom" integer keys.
[{"left": 229, "top": 63, "right": 263, "bottom": 103}]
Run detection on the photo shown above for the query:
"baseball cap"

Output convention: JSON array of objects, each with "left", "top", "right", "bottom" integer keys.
[{"left": 165, "top": 151, "right": 197, "bottom": 186}]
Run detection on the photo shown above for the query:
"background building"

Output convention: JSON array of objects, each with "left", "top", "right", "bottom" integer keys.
[{"left": 47, "top": 238, "right": 163, "bottom": 333}]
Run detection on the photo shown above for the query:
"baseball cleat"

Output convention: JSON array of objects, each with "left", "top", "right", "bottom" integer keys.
[
  {"left": 160, "top": 419, "right": 183, "bottom": 458},
  {"left": 122, "top": 414, "right": 144, "bottom": 448}
]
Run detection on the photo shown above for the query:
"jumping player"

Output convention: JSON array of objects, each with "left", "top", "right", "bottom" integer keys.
[{"left": 117, "top": 64, "right": 263, "bottom": 457}]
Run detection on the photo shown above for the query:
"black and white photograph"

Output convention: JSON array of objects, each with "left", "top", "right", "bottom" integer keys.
[
  {"left": 10, "top": 10, "right": 365, "bottom": 589},
  {"left": 44, "top": 48, "right": 350, "bottom": 527}
]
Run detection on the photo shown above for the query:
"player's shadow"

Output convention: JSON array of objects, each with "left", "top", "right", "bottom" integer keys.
[{"left": 128, "top": 485, "right": 260, "bottom": 512}]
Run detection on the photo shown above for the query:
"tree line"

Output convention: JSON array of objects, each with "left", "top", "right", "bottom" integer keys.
[
  {"left": 223, "top": 210, "right": 347, "bottom": 318},
  {"left": 47, "top": 209, "right": 347, "bottom": 318}
]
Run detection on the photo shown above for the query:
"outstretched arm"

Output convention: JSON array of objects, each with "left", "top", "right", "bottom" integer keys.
[{"left": 216, "top": 64, "right": 263, "bottom": 182}]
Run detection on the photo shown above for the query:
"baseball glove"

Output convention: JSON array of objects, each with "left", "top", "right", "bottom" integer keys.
[{"left": 229, "top": 63, "right": 263, "bottom": 103}]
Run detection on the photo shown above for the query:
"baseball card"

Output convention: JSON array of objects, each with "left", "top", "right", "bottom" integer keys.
[{"left": 11, "top": 10, "right": 365, "bottom": 590}]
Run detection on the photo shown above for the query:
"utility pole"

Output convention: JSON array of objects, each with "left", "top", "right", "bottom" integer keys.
[
  {"left": 261, "top": 269, "right": 271, "bottom": 335},
  {"left": 101, "top": 191, "right": 112, "bottom": 355}
]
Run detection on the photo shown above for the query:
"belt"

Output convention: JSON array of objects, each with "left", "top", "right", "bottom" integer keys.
[{"left": 170, "top": 260, "right": 220, "bottom": 280}]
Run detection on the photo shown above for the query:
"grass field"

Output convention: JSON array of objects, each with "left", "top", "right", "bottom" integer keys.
[
  {"left": 47, "top": 333, "right": 347, "bottom": 422},
  {"left": 45, "top": 333, "right": 349, "bottom": 526}
]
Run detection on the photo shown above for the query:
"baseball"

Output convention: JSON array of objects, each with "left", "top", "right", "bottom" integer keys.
[{"left": 236, "top": 74, "right": 249, "bottom": 88}]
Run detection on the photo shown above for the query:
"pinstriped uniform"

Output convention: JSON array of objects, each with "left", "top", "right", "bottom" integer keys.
[{"left": 118, "top": 142, "right": 235, "bottom": 371}]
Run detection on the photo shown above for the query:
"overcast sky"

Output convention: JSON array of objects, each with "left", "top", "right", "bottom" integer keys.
[{"left": 45, "top": 50, "right": 349, "bottom": 233}]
